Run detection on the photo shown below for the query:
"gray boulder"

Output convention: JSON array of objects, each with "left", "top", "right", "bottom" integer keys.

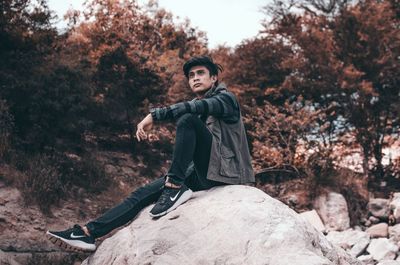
[{"left": 83, "top": 185, "right": 359, "bottom": 265}]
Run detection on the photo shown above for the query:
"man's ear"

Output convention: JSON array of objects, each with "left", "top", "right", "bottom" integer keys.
[{"left": 211, "top": 75, "right": 217, "bottom": 84}]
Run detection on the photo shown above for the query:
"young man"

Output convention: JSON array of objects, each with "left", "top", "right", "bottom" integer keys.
[{"left": 46, "top": 56, "right": 254, "bottom": 252}]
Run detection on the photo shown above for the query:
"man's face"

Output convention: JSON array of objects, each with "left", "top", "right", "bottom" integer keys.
[{"left": 188, "top": 65, "right": 217, "bottom": 95}]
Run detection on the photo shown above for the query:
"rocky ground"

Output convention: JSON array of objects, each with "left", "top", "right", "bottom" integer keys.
[{"left": 301, "top": 191, "right": 400, "bottom": 265}]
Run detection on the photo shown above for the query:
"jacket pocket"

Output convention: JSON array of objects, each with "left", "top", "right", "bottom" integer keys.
[{"left": 219, "top": 146, "right": 240, "bottom": 178}]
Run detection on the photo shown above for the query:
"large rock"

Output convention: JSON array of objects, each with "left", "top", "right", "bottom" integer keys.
[
  {"left": 82, "top": 186, "right": 360, "bottom": 265},
  {"left": 314, "top": 192, "right": 351, "bottom": 231}
]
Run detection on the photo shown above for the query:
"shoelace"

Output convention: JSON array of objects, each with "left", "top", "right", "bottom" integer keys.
[
  {"left": 158, "top": 188, "right": 178, "bottom": 205},
  {"left": 71, "top": 224, "right": 84, "bottom": 235}
]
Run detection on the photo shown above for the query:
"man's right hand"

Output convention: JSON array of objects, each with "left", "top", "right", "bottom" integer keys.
[{"left": 136, "top": 114, "right": 153, "bottom": 142}]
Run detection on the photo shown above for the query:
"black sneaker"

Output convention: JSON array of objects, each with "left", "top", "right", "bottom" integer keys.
[
  {"left": 149, "top": 184, "right": 193, "bottom": 218},
  {"left": 46, "top": 224, "right": 96, "bottom": 252}
]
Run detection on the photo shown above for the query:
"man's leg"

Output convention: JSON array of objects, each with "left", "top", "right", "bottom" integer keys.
[
  {"left": 150, "top": 113, "right": 223, "bottom": 217},
  {"left": 85, "top": 177, "right": 165, "bottom": 238},
  {"left": 167, "top": 113, "right": 213, "bottom": 185},
  {"left": 47, "top": 177, "right": 165, "bottom": 251}
]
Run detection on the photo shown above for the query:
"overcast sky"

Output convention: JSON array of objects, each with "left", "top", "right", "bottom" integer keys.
[{"left": 47, "top": 0, "right": 270, "bottom": 49}]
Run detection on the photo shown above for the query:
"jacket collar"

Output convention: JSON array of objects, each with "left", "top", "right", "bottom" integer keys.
[{"left": 203, "top": 83, "right": 227, "bottom": 98}]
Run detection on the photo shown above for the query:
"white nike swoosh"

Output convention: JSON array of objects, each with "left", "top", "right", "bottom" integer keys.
[
  {"left": 70, "top": 232, "right": 86, "bottom": 239},
  {"left": 170, "top": 191, "right": 181, "bottom": 202}
]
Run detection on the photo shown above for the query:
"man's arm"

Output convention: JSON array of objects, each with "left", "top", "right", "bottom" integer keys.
[
  {"left": 136, "top": 113, "right": 153, "bottom": 142},
  {"left": 150, "top": 92, "right": 240, "bottom": 123}
]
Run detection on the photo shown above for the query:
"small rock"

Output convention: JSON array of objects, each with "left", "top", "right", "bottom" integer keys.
[
  {"left": 368, "top": 198, "right": 390, "bottom": 219},
  {"left": 368, "top": 216, "right": 380, "bottom": 225},
  {"left": 0, "top": 198, "right": 8, "bottom": 205},
  {"left": 367, "top": 238, "right": 398, "bottom": 261},
  {"left": 366, "top": 223, "right": 388, "bottom": 238},
  {"left": 354, "top": 226, "right": 363, "bottom": 231},
  {"left": 0, "top": 215, "right": 6, "bottom": 222},
  {"left": 105, "top": 164, "right": 118, "bottom": 175},
  {"left": 121, "top": 166, "right": 134, "bottom": 176},
  {"left": 33, "top": 225, "right": 43, "bottom": 231},
  {"left": 350, "top": 236, "right": 371, "bottom": 257},
  {"left": 357, "top": 254, "right": 375, "bottom": 265},
  {"left": 286, "top": 194, "right": 298, "bottom": 206}
]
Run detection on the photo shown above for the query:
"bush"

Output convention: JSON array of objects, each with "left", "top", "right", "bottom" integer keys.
[
  {"left": 0, "top": 100, "right": 14, "bottom": 159},
  {"left": 60, "top": 152, "right": 110, "bottom": 194},
  {"left": 19, "top": 151, "right": 109, "bottom": 214},
  {"left": 20, "top": 154, "right": 64, "bottom": 214}
]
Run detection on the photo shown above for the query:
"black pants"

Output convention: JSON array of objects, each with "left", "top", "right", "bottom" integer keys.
[{"left": 86, "top": 114, "right": 224, "bottom": 238}]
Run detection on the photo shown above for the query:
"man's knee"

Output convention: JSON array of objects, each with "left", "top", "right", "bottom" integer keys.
[{"left": 176, "top": 113, "right": 199, "bottom": 128}]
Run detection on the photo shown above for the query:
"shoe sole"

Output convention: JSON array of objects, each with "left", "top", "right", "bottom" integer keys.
[
  {"left": 149, "top": 189, "right": 193, "bottom": 218},
  {"left": 46, "top": 231, "right": 96, "bottom": 252}
]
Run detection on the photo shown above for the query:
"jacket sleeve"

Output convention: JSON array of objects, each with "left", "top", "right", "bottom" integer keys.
[{"left": 150, "top": 92, "right": 240, "bottom": 123}]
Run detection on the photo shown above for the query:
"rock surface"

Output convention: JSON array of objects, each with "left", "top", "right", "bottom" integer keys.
[
  {"left": 314, "top": 192, "right": 351, "bottom": 232},
  {"left": 83, "top": 185, "right": 359, "bottom": 265}
]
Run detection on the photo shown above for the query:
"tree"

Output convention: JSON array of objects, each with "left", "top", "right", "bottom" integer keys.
[{"left": 261, "top": 0, "right": 400, "bottom": 180}]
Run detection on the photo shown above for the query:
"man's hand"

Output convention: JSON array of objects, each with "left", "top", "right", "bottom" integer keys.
[{"left": 136, "top": 114, "right": 153, "bottom": 142}]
